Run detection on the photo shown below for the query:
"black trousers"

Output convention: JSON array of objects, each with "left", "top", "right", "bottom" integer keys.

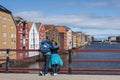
[{"left": 42, "top": 55, "right": 51, "bottom": 74}]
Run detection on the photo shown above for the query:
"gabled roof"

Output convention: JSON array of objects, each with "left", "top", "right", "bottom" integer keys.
[
  {"left": 56, "top": 26, "right": 68, "bottom": 33},
  {"left": 0, "top": 5, "right": 11, "bottom": 13},
  {"left": 14, "top": 17, "right": 24, "bottom": 25},
  {"left": 35, "top": 23, "right": 41, "bottom": 31},
  {"left": 43, "top": 24, "right": 54, "bottom": 31},
  {"left": 27, "top": 22, "right": 33, "bottom": 30}
]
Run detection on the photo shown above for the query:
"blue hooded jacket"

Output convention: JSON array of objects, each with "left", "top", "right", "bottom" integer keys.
[{"left": 40, "top": 39, "right": 53, "bottom": 55}]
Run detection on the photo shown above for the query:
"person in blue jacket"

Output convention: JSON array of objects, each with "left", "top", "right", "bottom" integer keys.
[
  {"left": 39, "top": 37, "right": 53, "bottom": 76},
  {"left": 49, "top": 40, "right": 63, "bottom": 76}
]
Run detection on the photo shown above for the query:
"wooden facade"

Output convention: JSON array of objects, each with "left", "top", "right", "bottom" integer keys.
[
  {"left": 44, "top": 25, "right": 59, "bottom": 43},
  {"left": 76, "top": 32, "right": 82, "bottom": 47},
  {"left": 16, "top": 21, "right": 29, "bottom": 59},
  {"left": 0, "top": 5, "right": 17, "bottom": 63},
  {"left": 39, "top": 24, "right": 46, "bottom": 43},
  {"left": 56, "top": 26, "right": 67, "bottom": 50}
]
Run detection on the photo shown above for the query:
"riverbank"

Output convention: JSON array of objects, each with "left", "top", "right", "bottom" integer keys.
[{"left": 0, "top": 73, "right": 120, "bottom": 80}]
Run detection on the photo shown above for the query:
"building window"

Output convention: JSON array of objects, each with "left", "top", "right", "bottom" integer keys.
[
  {"left": 2, "top": 16, "right": 6, "bottom": 20},
  {"left": 20, "top": 34, "right": 22, "bottom": 39},
  {"left": 8, "top": 18, "right": 11, "bottom": 22},
  {"left": 23, "top": 27, "right": 25, "bottom": 31},
  {"left": 3, "top": 41, "right": 7, "bottom": 45},
  {"left": 10, "top": 25, "right": 14, "bottom": 29},
  {"left": 23, "top": 38, "right": 25, "bottom": 45},
  {"left": 25, "top": 40, "right": 27, "bottom": 44},
  {"left": 31, "top": 45, "right": 32, "bottom": 48},
  {"left": 26, "top": 29, "right": 28, "bottom": 32},
  {"left": 26, "top": 52, "right": 28, "bottom": 56},
  {"left": 10, "top": 33, "right": 14, "bottom": 38},
  {"left": 26, "top": 35, "right": 28, "bottom": 39},
  {"left": 2, "top": 32, "right": 6, "bottom": 38},
  {"left": 20, "top": 28, "right": 22, "bottom": 31},
  {"left": 20, "top": 40, "right": 22, "bottom": 43},
  {"left": 2, "top": 24, "right": 6, "bottom": 28},
  {"left": 10, "top": 41, "right": 14, "bottom": 45},
  {"left": 31, "top": 39, "right": 33, "bottom": 41},
  {"left": 23, "top": 46, "right": 25, "bottom": 49},
  {"left": 14, "top": 34, "right": 16, "bottom": 38},
  {"left": 36, "top": 44, "right": 38, "bottom": 47},
  {"left": 20, "top": 53, "right": 23, "bottom": 57}
]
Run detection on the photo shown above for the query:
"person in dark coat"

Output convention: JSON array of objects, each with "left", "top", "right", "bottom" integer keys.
[{"left": 49, "top": 40, "right": 63, "bottom": 76}]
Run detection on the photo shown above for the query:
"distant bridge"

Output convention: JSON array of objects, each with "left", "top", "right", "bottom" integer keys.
[
  {"left": 92, "top": 40, "right": 103, "bottom": 43},
  {"left": 92, "top": 40, "right": 120, "bottom": 43}
]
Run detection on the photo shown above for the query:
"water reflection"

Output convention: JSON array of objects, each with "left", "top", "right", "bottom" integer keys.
[
  {"left": 12, "top": 43, "right": 120, "bottom": 71},
  {"left": 28, "top": 54, "right": 69, "bottom": 69}
]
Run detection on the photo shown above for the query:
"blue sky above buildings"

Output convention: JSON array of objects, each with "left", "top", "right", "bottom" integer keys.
[{"left": 1, "top": 0, "right": 120, "bottom": 39}]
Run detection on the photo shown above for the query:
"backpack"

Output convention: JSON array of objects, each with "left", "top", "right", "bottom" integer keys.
[{"left": 40, "top": 40, "right": 51, "bottom": 53}]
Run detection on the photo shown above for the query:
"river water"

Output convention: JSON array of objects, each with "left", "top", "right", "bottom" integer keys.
[
  {"left": 29, "top": 42, "right": 120, "bottom": 70},
  {"left": 72, "top": 42, "right": 120, "bottom": 69},
  {"left": 25, "top": 42, "right": 120, "bottom": 75}
]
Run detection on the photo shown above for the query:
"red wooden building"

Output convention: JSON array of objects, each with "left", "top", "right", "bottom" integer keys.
[
  {"left": 17, "top": 21, "right": 29, "bottom": 59},
  {"left": 39, "top": 24, "right": 46, "bottom": 43}
]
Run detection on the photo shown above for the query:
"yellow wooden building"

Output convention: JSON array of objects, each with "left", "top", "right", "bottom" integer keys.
[
  {"left": 0, "top": 5, "right": 16, "bottom": 64},
  {"left": 76, "top": 32, "right": 82, "bottom": 47}
]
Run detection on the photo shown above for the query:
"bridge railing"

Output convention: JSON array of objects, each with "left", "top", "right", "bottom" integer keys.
[
  {"left": 0, "top": 49, "right": 120, "bottom": 74},
  {"left": 68, "top": 49, "right": 120, "bottom": 74},
  {"left": 0, "top": 49, "right": 68, "bottom": 73}
]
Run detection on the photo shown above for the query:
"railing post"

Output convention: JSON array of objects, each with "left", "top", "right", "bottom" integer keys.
[
  {"left": 6, "top": 49, "right": 10, "bottom": 73},
  {"left": 68, "top": 49, "right": 72, "bottom": 74}
]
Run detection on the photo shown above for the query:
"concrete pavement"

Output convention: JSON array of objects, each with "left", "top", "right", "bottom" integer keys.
[{"left": 0, "top": 73, "right": 120, "bottom": 80}]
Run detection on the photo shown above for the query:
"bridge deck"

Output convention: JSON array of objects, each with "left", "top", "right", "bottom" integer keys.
[{"left": 0, "top": 73, "right": 120, "bottom": 80}]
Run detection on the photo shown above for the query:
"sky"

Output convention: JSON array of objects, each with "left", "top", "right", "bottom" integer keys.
[{"left": 1, "top": 0, "right": 120, "bottom": 39}]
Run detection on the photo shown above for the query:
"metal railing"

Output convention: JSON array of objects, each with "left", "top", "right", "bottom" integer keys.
[{"left": 0, "top": 49, "right": 120, "bottom": 74}]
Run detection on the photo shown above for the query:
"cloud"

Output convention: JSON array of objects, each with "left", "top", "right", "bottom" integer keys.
[
  {"left": 39, "top": 14, "right": 120, "bottom": 29},
  {"left": 49, "top": 1, "right": 78, "bottom": 6},
  {"left": 14, "top": 11, "right": 44, "bottom": 22},
  {"left": 14, "top": 11, "right": 120, "bottom": 38},
  {"left": 47, "top": 1, "right": 109, "bottom": 8},
  {"left": 82, "top": 2, "right": 109, "bottom": 7},
  {"left": 110, "top": 0, "right": 120, "bottom": 8},
  {"left": 50, "top": 0, "right": 120, "bottom": 8},
  {"left": 82, "top": 0, "right": 120, "bottom": 8},
  {"left": 14, "top": 11, "right": 120, "bottom": 29}
]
